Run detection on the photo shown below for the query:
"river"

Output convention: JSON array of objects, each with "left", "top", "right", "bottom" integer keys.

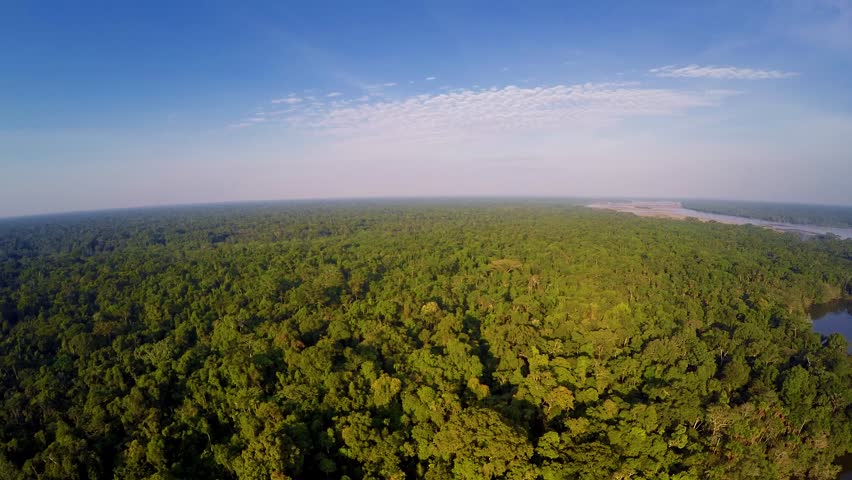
[{"left": 587, "top": 201, "right": 852, "bottom": 239}]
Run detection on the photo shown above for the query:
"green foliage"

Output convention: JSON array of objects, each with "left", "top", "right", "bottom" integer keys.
[
  {"left": 430, "top": 408, "right": 535, "bottom": 479},
  {"left": 0, "top": 202, "right": 850, "bottom": 479}
]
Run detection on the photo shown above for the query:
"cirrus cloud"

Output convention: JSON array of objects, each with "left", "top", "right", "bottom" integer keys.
[
  {"left": 278, "top": 83, "right": 735, "bottom": 145},
  {"left": 651, "top": 64, "right": 797, "bottom": 80},
  {"left": 271, "top": 97, "right": 303, "bottom": 104}
]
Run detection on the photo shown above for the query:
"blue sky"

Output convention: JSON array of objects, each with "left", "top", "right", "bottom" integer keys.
[{"left": 2, "top": 0, "right": 851, "bottom": 217}]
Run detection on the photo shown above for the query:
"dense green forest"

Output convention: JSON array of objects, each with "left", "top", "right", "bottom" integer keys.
[
  {"left": 682, "top": 200, "right": 852, "bottom": 228},
  {"left": 1, "top": 202, "right": 851, "bottom": 479}
]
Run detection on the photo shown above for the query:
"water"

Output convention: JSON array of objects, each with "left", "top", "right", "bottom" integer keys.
[
  {"left": 674, "top": 209, "right": 852, "bottom": 239},
  {"left": 588, "top": 202, "right": 852, "bottom": 239},
  {"left": 810, "top": 300, "right": 852, "bottom": 353},
  {"left": 809, "top": 301, "right": 852, "bottom": 479}
]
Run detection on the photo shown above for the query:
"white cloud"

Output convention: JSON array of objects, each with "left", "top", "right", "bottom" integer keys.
[
  {"left": 282, "top": 83, "right": 732, "bottom": 145},
  {"left": 271, "top": 97, "right": 303, "bottom": 104},
  {"left": 361, "top": 83, "right": 399, "bottom": 97},
  {"left": 326, "top": 92, "right": 343, "bottom": 97},
  {"left": 425, "top": 76, "right": 437, "bottom": 81},
  {"left": 651, "top": 64, "right": 797, "bottom": 80}
]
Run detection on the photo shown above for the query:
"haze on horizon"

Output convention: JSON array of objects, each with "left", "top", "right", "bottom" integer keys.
[{"left": 2, "top": 1, "right": 852, "bottom": 218}]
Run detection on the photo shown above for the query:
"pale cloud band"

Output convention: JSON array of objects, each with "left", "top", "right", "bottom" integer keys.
[
  {"left": 651, "top": 64, "right": 798, "bottom": 80},
  {"left": 271, "top": 97, "right": 303, "bottom": 104},
  {"left": 275, "top": 83, "right": 734, "bottom": 145}
]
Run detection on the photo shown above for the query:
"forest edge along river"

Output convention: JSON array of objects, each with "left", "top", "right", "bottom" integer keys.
[
  {"left": 810, "top": 300, "right": 852, "bottom": 354},
  {"left": 585, "top": 200, "right": 852, "bottom": 351},
  {"left": 588, "top": 201, "right": 852, "bottom": 239},
  {"left": 589, "top": 202, "right": 852, "bottom": 478},
  {"left": 791, "top": 298, "right": 850, "bottom": 477}
]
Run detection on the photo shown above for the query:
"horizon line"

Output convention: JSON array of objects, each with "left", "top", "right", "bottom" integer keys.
[{"left": 3, "top": 195, "right": 852, "bottom": 222}]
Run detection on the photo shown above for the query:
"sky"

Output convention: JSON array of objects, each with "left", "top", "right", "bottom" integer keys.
[{"left": 2, "top": 0, "right": 852, "bottom": 217}]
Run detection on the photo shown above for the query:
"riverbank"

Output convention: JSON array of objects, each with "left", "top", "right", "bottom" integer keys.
[{"left": 588, "top": 201, "right": 852, "bottom": 239}]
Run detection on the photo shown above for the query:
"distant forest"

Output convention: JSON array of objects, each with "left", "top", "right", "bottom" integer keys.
[
  {"left": 0, "top": 203, "right": 850, "bottom": 479},
  {"left": 683, "top": 200, "right": 852, "bottom": 228}
]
